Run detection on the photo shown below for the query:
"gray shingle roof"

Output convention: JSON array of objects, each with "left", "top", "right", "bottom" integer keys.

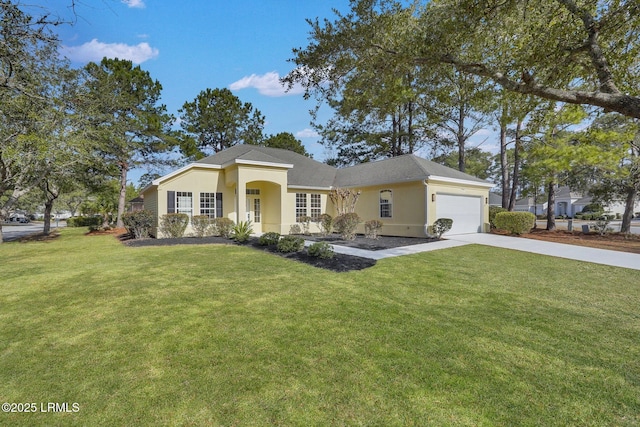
[
  {"left": 195, "top": 146, "right": 491, "bottom": 189},
  {"left": 196, "top": 145, "right": 337, "bottom": 188},
  {"left": 333, "top": 154, "right": 490, "bottom": 187}
]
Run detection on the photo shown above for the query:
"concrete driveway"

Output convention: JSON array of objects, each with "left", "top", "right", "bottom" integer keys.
[{"left": 449, "top": 233, "right": 640, "bottom": 271}]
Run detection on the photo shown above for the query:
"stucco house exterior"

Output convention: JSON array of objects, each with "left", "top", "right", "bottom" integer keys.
[{"left": 141, "top": 145, "right": 494, "bottom": 238}]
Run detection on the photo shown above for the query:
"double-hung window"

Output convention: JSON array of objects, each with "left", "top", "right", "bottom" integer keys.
[
  {"left": 200, "top": 192, "right": 224, "bottom": 218},
  {"left": 295, "top": 193, "right": 307, "bottom": 221},
  {"left": 310, "top": 194, "right": 321, "bottom": 219},
  {"left": 380, "top": 190, "right": 392, "bottom": 218}
]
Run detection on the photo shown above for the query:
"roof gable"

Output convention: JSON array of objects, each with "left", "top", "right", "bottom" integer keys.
[{"left": 196, "top": 145, "right": 336, "bottom": 188}]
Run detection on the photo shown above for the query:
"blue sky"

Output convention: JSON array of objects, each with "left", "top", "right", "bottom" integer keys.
[
  {"left": 34, "top": 0, "right": 497, "bottom": 185},
  {"left": 34, "top": 0, "right": 352, "bottom": 183}
]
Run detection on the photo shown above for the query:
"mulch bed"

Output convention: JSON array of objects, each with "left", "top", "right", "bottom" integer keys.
[{"left": 121, "top": 233, "right": 441, "bottom": 272}]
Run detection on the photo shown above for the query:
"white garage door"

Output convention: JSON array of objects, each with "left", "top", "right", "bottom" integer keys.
[{"left": 436, "top": 194, "right": 483, "bottom": 235}]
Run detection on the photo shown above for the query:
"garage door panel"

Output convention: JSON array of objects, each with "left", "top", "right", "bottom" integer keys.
[{"left": 436, "top": 194, "right": 482, "bottom": 235}]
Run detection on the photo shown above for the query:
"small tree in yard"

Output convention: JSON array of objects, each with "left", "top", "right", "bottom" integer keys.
[
  {"left": 159, "top": 213, "right": 189, "bottom": 238},
  {"left": 334, "top": 213, "right": 361, "bottom": 240},
  {"left": 191, "top": 215, "right": 212, "bottom": 238},
  {"left": 329, "top": 188, "right": 361, "bottom": 215},
  {"left": 364, "top": 220, "right": 383, "bottom": 239},
  {"left": 315, "top": 213, "right": 334, "bottom": 236},
  {"left": 432, "top": 218, "right": 453, "bottom": 239},
  {"left": 122, "top": 210, "right": 154, "bottom": 239}
]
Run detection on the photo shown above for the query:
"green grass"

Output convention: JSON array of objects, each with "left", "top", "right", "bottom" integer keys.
[{"left": 1, "top": 228, "right": 639, "bottom": 426}]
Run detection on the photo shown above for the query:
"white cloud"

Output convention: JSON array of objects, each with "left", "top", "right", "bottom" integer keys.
[
  {"left": 122, "top": 0, "right": 145, "bottom": 8},
  {"left": 296, "top": 128, "right": 319, "bottom": 138},
  {"left": 61, "top": 39, "right": 159, "bottom": 64},
  {"left": 229, "top": 71, "right": 305, "bottom": 97}
]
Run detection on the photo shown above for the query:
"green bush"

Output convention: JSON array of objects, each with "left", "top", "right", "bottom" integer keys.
[
  {"left": 582, "top": 203, "right": 603, "bottom": 213},
  {"left": 315, "top": 213, "right": 334, "bottom": 236},
  {"left": 211, "top": 217, "right": 234, "bottom": 238},
  {"left": 277, "top": 235, "right": 305, "bottom": 253},
  {"left": 489, "top": 206, "right": 507, "bottom": 229},
  {"left": 289, "top": 224, "right": 302, "bottom": 235},
  {"left": 307, "top": 241, "right": 335, "bottom": 259},
  {"left": 258, "top": 232, "right": 281, "bottom": 246},
  {"left": 122, "top": 210, "right": 154, "bottom": 239},
  {"left": 494, "top": 211, "right": 536, "bottom": 235},
  {"left": 432, "top": 218, "right": 453, "bottom": 238},
  {"left": 191, "top": 215, "right": 212, "bottom": 238},
  {"left": 364, "top": 219, "right": 383, "bottom": 239},
  {"left": 232, "top": 220, "right": 253, "bottom": 243},
  {"left": 159, "top": 213, "right": 189, "bottom": 238},
  {"left": 334, "top": 212, "right": 361, "bottom": 240},
  {"left": 66, "top": 216, "right": 101, "bottom": 228}
]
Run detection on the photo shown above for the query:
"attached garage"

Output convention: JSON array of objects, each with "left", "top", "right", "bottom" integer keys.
[{"left": 435, "top": 194, "right": 483, "bottom": 235}]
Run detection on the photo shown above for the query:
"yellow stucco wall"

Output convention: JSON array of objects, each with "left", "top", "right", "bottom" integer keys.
[
  {"left": 143, "top": 161, "right": 491, "bottom": 238},
  {"left": 347, "top": 182, "right": 427, "bottom": 237}
]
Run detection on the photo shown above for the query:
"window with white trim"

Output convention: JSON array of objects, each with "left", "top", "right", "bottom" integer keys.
[
  {"left": 296, "top": 193, "right": 307, "bottom": 221},
  {"left": 177, "top": 191, "right": 193, "bottom": 217},
  {"left": 200, "top": 193, "right": 216, "bottom": 218},
  {"left": 380, "top": 190, "right": 392, "bottom": 218},
  {"left": 310, "top": 194, "right": 321, "bottom": 219}
]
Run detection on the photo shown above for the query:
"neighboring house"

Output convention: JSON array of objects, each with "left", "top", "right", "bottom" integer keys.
[
  {"left": 513, "top": 196, "right": 547, "bottom": 216},
  {"left": 128, "top": 196, "right": 144, "bottom": 212},
  {"left": 141, "top": 145, "right": 494, "bottom": 238},
  {"left": 511, "top": 186, "right": 640, "bottom": 218},
  {"left": 488, "top": 192, "right": 502, "bottom": 207}
]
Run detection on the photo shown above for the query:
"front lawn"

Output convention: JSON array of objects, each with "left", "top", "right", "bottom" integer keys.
[{"left": 1, "top": 228, "right": 639, "bottom": 426}]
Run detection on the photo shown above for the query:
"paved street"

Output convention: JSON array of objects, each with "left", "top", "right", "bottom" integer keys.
[
  {"left": 1, "top": 221, "right": 66, "bottom": 242},
  {"left": 537, "top": 219, "right": 640, "bottom": 234}
]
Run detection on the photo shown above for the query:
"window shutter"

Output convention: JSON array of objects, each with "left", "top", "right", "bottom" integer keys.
[
  {"left": 216, "top": 192, "right": 223, "bottom": 218},
  {"left": 167, "top": 191, "right": 175, "bottom": 213}
]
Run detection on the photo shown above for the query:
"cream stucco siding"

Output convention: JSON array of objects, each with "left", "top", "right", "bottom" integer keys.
[
  {"left": 141, "top": 147, "right": 493, "bottom": 239},
  {"left": 350, "top": 182, "right": 428, "bottom": 237}
]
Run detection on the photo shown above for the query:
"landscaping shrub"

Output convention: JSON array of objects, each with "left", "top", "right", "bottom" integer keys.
[
  {"left": 489, "top": 206, "right": 507, "bottom": 229},
  {"left": 66, "top": 216, "right": 101, "bottom": 228},
  {"left": 334, "top": 212, "right": 361, "bottom": 240},
  {"left": 289, "top": 224, "right": 302, "bottom": 235},
  {"left": 121, "top": 210, "right": 154, "bottom": 239},
  {"left": 364, "top": 219, "right": 383, "bottom": 239},
  {"left": 315, "top": 213, "right": 334, "bottom": 236},
  {"left": 258, "top": 232, "right": 281, "bottom": 246},
  {"left": 432, "top": 218, "right": 453, "bottom": 238},
  {"left": 277, "top": 235, "right": 305, "bottom": 253},
  {"left": 191, "top": 215, "right": 212, "bottom": 238},
  {"left": 232, "top": 220, "right": 253, "bottom": 243},
  {"left": 297, "top": 215, "right": 312, "bottom": 235},
  {"left": 494, "top": 211, "right": 536, "bottom": 235},
  {"left": 307, "top": 241, "right": 335, "bottom": 259},
  {"left": 158, "top": 213, "right": 189, "bottom": 238},
  {"left": 211, "top": 217, "right": 234, "bottom": 238},
  {"left": 591, "top": 217, "right": 613, "bottom": 236}
]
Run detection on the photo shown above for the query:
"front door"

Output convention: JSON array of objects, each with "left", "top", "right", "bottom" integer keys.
[{"left": 246, "top": 196, "right": 261, "bottom": 228}]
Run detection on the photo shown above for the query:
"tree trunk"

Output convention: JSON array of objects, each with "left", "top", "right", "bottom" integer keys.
[
  {"left": 546, "top": 181, "right": 556, "bottom": 231},
  {"left": 457, "top": 104, "right": 465, "bottom": 172},
  {"left": 43, "top": 199, "right": 54, "bottom": 235},
  {"left": 117, "top": 163, "right": 128, "bottom": 228},
  {"left": 499, "top": 121, "right": 510, "bottom": 209},
  {"left": 620, "top": 187, "right": 637, "bottom": 233},
  {"left": 508, "top": 118, "right": 522, "bottom": 211}
]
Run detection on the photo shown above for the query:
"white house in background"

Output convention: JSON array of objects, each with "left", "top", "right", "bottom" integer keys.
[{"left": 513, "top": 196, "right": 547, "bottom": 215}]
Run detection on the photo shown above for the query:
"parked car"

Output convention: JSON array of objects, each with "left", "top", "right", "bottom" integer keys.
[{"left": 9, "top": 214, "right": 30, "bottom": 223}]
